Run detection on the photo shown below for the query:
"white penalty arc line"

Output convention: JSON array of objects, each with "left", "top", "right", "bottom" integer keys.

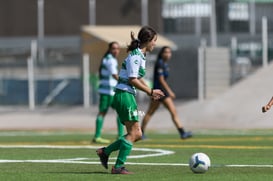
[
  {"left": 0, "top": 145, "right": 174, "bottom": 160},
  {"left": 0, "top": 145, "right": 273, "bottom": 168}
]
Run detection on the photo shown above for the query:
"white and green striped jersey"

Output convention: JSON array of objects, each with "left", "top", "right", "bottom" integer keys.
[
  {"left": 115, "top": 48, "right": 146, "bottom": 95},
  {"left": 98, "top": 53, "right": 118, "bottom": 96}
]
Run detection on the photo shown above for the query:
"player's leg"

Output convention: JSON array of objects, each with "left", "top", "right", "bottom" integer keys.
[
  {"left": 97, "top": 122, "right": 140, "bottom": 172},
  {"left": 111, "top": 90, "right": 139, "bottom": 174},
  {"left": 111, "top": 98, "right": 124, "bottom": 138},
  {"left": 111, "top": 121, "right": 141, "bottom": 174},
  {"left": 141, "top": 99, "right": 160, "bottom": 138},
  {"left": 93, "top": 94, "right": 111, "bottom": 143},
  {"left": 162, "top": 97, "right": 192, "bottom": 139},
  {"left": 98, "top": 90, "right": 138, "bottom": 174},
  {"left": 94, "top": 112, "right": 109, "bottom": 142},
  {"left": 96, "top": 138, "right": 122, "bottom": 170},
  {"left": 116, "top": 116, "right": 124, "bottom": 138}
]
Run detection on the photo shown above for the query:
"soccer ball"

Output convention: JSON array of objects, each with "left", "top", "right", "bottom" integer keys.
[{"left": 189, "top": 153, "right": 211, "bottom": 173}]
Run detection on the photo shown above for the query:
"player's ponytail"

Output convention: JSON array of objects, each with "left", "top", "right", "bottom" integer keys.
[
  {"left": 127, "top": 26, "right": 157, "bottom": 52},
  {"left": 126, "top": 32, "right": 140, "bottom": 52}
]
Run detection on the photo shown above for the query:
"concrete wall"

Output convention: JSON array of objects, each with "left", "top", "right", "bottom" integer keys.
[{"left": 0, "top": 0, "right": 162, "bottom": 37}]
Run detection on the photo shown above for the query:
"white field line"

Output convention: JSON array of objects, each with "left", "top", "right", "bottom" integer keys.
[
  {"left": 0, "top": 145, "right": 174, "bottom": 160},
  {"left": 0, "top": 145, "right": 273, "bottom": 168},
  {"left": 0, "top": 159, "right": 273, "bottom": 168}
]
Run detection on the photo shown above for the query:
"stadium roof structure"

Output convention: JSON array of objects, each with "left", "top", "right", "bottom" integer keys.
[
  {"left": 81, "top": 25, "right": 177, "bottom": 50},
  {"left": 81, "top": 25, "right": 177, "bottom": 73}
]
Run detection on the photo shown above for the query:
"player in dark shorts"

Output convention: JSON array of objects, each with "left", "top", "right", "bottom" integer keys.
[{"left": 141, "top": 46, "right": 192, "bottom": 139}]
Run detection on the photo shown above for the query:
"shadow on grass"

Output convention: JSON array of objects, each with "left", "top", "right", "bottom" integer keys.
[{"left": 45, "top": 171, "right": 109, "bottom": 175}]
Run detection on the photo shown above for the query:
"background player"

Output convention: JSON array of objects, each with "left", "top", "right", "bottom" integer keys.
[
  {"left": 262, "top": 96, "right": 273, "bottom": 113},
  {"left": 141, "top": 46, "right": 192, "bottom": 139},
  {"left": 92, "top": 42, "right": 124, "bottom": 144}
]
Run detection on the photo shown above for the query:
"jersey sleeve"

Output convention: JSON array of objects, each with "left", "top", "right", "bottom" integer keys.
[
  {"left": 106, "top": 58, "right": 118, "bottom": 75},
  {"left": 108, "top": 58, "right": 118, "bottom": 75},
  {"left": 127, "top": 55, "right": 141, "bottom": 78}
]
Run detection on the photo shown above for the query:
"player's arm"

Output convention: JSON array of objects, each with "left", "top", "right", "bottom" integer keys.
[
  {"left": 129, "top": 77, "right": 164, "bottom": 100},
  {"left": 158, "top": 75, "right": 176, "bottom": 99},
  {"left": 109, "top": 58, "right": 119, "bottom": 81},
  {"left": 262, "top": 96, "right": 273, "bottom": 113},
  {"left": 112, "top": 74, "right": 118, "bottom": 81}
]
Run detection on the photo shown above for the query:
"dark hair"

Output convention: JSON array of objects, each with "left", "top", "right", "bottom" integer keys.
[
  {"left": 103, "top": 41, "right": 118, "bottom": 58},
  {"left": 99, "top": 41, "right": 119, "bottom": 78},
  {"left": 157, "top": 46, "right": 171, "bottom": 61},
  {"left": 127, "top": 26, "right": 157, "bottom": 52}
]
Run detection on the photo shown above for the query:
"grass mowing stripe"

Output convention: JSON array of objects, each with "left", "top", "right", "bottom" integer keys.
[
  {"left": 139, "top": 144, "right": 273, "bottom": 149},
  {"left": 0, "top": 145, "right": 174, "bottom": 159},
  {"left": 141, "top": 137, "right": 273, "bottom": 142},
  {"left": 1, "top": 159, "right": 273, "bottom": 169},
  {"left": 1, "top": 132, "right": 273, "bottom": 180},
  {"left": 0, "top": 131, "right": 88, "bottom": 137}
]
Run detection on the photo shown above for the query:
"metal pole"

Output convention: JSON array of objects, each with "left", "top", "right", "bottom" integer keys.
[
  {"left": 195, "top": 0, "right": 201, "bottom": 36},
  {"left": 31, "top": 40, "right": 38, "bottom": 60},
  {"left": 210, "top": 0, "right": 217, "bottom": 47},
  {"left": 27, "top": 40, "right": 37, "bottom": 110},
  {"left": 37, "top": 0, "right": 45, "bottom": 62},
  {"left": 249, "top": 0, "right": 256, "bottom": 35},
  {"left": 27, "top": 56, "right": 35, "bottom": 110},
  {"left": 201, "top": 38, "right": 207, "bottom": 48},
  {"left": 198, "top": 47, "right": 205, "bottom": 101},
  {"left": 141, "top": 0, "right": 148, "bottom": 26},
  {"left": 231, "top": 36, "right": 237, "bottom": 59},
  {"left": 89, "top": 0, "right": 96, "bottom": 25},
  {"left": 262, "top": 16, "right": 268, "bottom": 67},
  {"left": 83, "top": 54, "right": 90, "bottom": 108}
]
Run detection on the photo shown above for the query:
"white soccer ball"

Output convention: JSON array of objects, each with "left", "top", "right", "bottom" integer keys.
[{"left": 189, "top": 152, "right": 211, "bottom": 173}]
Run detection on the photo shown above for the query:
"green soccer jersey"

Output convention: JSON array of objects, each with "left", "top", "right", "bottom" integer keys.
[
  {"left": 98, "top": 53, "right": 118, "bottom": 96},
  {"left": 115, "top": 48, "right": 146, "bottom": 95}
]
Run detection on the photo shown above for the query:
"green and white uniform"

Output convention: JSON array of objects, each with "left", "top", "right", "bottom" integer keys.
[
  {"left": 98, "top": 53, "right": 118, "bottom": 113},
  {"left": 113, "top": 48, "right": 146, "bottom": 123},
  {"left": 105, "top": 48, "right": 147, "bottom": 169},
  {"left": 98, "top": 53, "right": 118, "bottom": 96},
  {"left": 94, "top": 53, "right": 123, "bottom": 140}
]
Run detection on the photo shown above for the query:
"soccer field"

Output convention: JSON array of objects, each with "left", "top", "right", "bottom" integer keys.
[{"left": 0, "top": 130, "right": 273, "bottom": 181}]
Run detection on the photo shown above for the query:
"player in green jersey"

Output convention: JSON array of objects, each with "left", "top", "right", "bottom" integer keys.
[
  {"left": 92, "top": 42, "right": 124, "bottom": 144},
  {"left": 96, "top": 26, "right": 164, "bottom": 174}
]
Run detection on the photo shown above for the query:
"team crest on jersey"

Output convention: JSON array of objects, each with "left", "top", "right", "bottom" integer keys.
[{"left": 134, "top": 59, "right": 139, "bottom": 64}]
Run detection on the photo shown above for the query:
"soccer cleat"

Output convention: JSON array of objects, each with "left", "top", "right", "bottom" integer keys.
[
  {"left": 111, "top": 166, "right": 133, "bottom": 174},
  {"left": 92, "top": 137, "right": 110, "bottom": 144},
  {"left": 181, "top": 131, "right": 193, "bottom": 139},
  {"left": 96, "top": 147, "right": 109, "bottom": 169}
]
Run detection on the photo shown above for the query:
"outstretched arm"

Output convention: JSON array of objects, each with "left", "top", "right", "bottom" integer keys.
[
  {"left": 129, "top": 77, "right": 164, "bottom": 100},
  {"left": 158, "top": 75, "right": 175, "bottom": 99},
  {"left": 262, "top": 96, "right": 273, "bottom": 113}
]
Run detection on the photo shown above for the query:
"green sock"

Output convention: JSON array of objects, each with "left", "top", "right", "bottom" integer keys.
[
  {"left": 94, "top": 115, "right": 104, "bottom": 138},
  {"left": 114, "top": 137, "right": 133, "bottom": 168},
  {"left": 117, "top": 117, "right": 124, "bottom": 138},
  {"left": 104, "top": 138, "right": 122, "bottom": 156}
]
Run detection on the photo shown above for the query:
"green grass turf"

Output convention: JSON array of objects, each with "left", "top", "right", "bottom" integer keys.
[{"left": 0, "top": 130, "right": 273, "bottom": 180}]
